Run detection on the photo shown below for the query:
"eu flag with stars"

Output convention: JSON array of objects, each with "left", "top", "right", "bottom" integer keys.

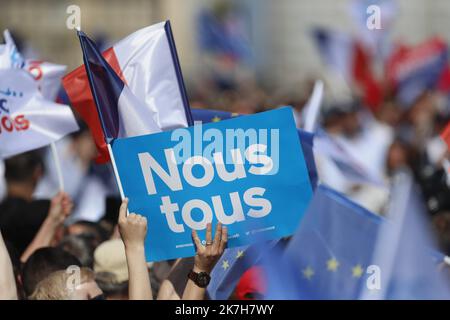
[
  {"left": 264, "top": 181, "right": 450, "bottom": 299},
  {"left": 276, "top": 185, "right": 383, "bottom": 299},
  {"left": 361, "top": 170, "right": 450, "bottom": 299},
  {"left": 207, "top": 240, "right": 281, "bottom": 300}
]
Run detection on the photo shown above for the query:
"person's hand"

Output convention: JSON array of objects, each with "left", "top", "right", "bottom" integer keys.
[
  {"left": 192, "top": 223, "right": 228, "bottom": 274},
  {"left": 47, "top": 191, "right": 73, "bottom": 227},
  {"left": 118, "top": 198, "right": 147, "bottom": 249}
]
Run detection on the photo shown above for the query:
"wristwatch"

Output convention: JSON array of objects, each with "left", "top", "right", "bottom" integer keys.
[{"left": 188, "top": 270, "right": 211, "bottom": 288}]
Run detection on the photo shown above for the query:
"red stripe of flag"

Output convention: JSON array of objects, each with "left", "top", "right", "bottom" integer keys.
[
  {"left": 442, "top": 122, "right": 450, "bottom": 150},
  {"left": 352, "top": 41, "right": 383, "bottom": 113},
  {"left": 62, "top": 47, "right": 125, "bottom": 163}
]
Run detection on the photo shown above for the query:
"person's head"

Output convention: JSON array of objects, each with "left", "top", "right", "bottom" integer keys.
[
  {"left": 70, "top": 122, "right": 97, "bottom": 166},
  {"left": 322, "top": 99, "right": 360, "bottom": 137},
  {"left": 22, "top": 247, "right": 81, "bottom": 297},
  {"left": 376, "top": 99, "right": 402, "bottom": 127},
  {"left": 340, "top": 111, "right": 361, "bottom": 138},
  {"left": 58, "top": 234, "right": 95, "bottom": 269},
  {"left": 67, "top": 220, "right": 107, "bottom": 248},
  {"left": 93, "top": 239, "right": 129, "bottom": 300},
  {"left": 4, "top": 150, "right": 44, "bottom": 198},
  {"left": 386, "top": 139, "right": 416, "bottom": 175},
  {"left": 30, "top": 267, "right": 103, "bottom": 300},
  {"left": 407, "top": 90, "right": 436, "bottom": 127},
  {"left": 433, "top": 211, "right": 450, "bottom": 256},
  {"left": 95, "top": 272, "right": 128, "bottom": 300}
]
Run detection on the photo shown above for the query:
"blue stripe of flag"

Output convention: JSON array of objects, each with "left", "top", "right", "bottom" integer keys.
[{"left": 78, "top": 30, "right": 123, "bottom": 143}]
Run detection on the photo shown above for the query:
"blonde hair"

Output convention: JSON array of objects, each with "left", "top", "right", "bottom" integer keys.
[{"left": 29, "top": 267, "right": 95, "bottom": 300}]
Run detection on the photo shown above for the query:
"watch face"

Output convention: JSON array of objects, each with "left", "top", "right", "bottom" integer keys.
[{"left": 197, "top": 272, "right": 211, "bottom": 287}]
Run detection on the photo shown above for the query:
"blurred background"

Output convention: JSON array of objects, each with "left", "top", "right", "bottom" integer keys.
[{"left": 2, "top": 0, "right": 450, "bottom": 97}]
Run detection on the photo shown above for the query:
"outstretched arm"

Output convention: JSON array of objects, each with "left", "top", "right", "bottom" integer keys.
[
  {"left": 118, "top": 198, "right": 153, "bottom": 300},
  {"left": 0, "top": 231, "right": 17, "bottom": 300},
  {"left": 21, "top": 192, "right": 73, "bottom": 262},
  {"left": 182, "top": 223, "right": 227, "bottom": 300}
]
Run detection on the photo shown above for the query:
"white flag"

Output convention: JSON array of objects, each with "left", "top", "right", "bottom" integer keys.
[
  {"left": 1, "top": 30, "right": 67, "bottom": 101},
  {"left": 0, "top": 69, "right": 79, "bottom": 159},
  {"left": 0, "top": 30, "right": 24, "bottom": 69}
]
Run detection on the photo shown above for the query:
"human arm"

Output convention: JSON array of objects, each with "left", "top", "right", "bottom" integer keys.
[
  {"left": 157, "top": 259, "right": 183, "bottom": 300},
  {"left": 118, "top": 198, "right": 153, "bottom": 300},
  {"left": 20, "top": 192, "right": 73, "bottom": 262},
  {"left": 0, "top": 230, "right": 18, "bottom": 299},
  {"left": 182, "top": 223, "right": 227, "bottom": 300}
]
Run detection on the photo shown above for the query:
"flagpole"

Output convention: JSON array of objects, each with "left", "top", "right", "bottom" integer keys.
[
  {"left": 106, "top": 143, "right": 125, "bottom": 200},
  {"left": 303, "top": 80, "right": 324, "bottom": 133},
  {"left": 50, "top": 142, "right": 64, "bottom": 191},
  {"left": 107, "top": 143, "right": 130, "bottom": 216}
]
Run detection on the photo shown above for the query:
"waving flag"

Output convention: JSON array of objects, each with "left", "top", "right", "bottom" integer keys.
[
  {"left": 314, "top": 130, "right": 385, "bottom": 187},
  {"left": 349, "top": 0, "right": 397, "bottom": 61},
  {"left": 24, "top": 60, "right": 67, "bottom": 101},
  {"left": 0, "top": 30, "right": 24, "bottom": 69},
  {"left": 0, "top": 69, "right": 78, "bottom": 158},
  {"left": 197, "top": 6, "right": 251, "bottom": 63},
  {"left": 63, "top": 21, "right": 192, "bottom": 163},
  {"left": 78, "top": 31, "right": 161, "bottom": 143},
  {"left": 1, "top": 30, "right": 67, "bottom": 102},
  {"left": 312, "top": 28, "right": 382, "bottom": 111},
  {"left": 387, "top": 37, "right": 448, "bottom": 107},
  {"left": 300, "top": 80, "right": 324, "bottom": 132},
  {"left": 265, "top": 185, "right": 383, "bottom": 299},
  {"left": 363, "top": 170, "right": 450, "bottom": 299},
  {"left": 261, "top": 180, "right": 449, "bottom": 299},
  {"left": 207, "top": 241, "right": 281, "bottom": 300}
]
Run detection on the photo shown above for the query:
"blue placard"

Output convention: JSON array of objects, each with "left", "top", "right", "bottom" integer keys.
[{"left": 111, "top": 107, "right": 313, "bottom": 261}]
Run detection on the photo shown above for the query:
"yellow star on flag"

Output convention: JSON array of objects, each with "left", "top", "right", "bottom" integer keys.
[
  {"left": 302, "top": 266, "right": 315, "bottom": 280},
  {"left": 212, "top": 116, "right": 221, "bottom": 122},
  {"left": 236, "top": 250, "right": 244, "bottom": 259},
  {"left": 327, "top": 258, "right": 340, "bottom": 272},
  {"left": 352, "top": 264, "right": 364, "bottom": 278},
  {"left": 222, "top": 260, "right": 230, "bottom": 270}
]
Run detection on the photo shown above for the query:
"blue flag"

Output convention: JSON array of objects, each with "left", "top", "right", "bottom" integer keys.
[
  {"left": 263, "top": 181, "right": 450, "bottom": 299},
  {"left": 274, "top": 185, "right": 382, "bottom": 299},
  {"left": 207, "top": 241, "right": 280, "bottom": 300},
  {"left": 362, "top": 170, "right": 450, "bottom": 299}
]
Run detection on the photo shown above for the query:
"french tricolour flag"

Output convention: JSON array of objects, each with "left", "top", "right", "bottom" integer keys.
[
  {"left": 387, "top": 37, "right": 448, "bottom": 107},
  {"left": 312, "top": 28, "right": 382, "bottom": 112},
  {"left": 63, "top": 21, "right": 192, "bottom": 163},
  {"left": 78, "top": 31, "right": 161, "bottom": 142}
]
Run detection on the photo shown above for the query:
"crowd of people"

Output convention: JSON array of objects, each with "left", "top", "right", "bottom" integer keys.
[
  {"left": 0, "top": 148, "right": 228, "bottom": 300},
  {"left": 0, "top": 73, "right": 449, "bottom": 299},
  {"left": 1, "top": 7, "right": 450, "bottom": 299}
]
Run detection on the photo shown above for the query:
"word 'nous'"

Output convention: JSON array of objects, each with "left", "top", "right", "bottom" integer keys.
[{"left": 138, "top": 144, "right": 274, "bottom": 195}]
